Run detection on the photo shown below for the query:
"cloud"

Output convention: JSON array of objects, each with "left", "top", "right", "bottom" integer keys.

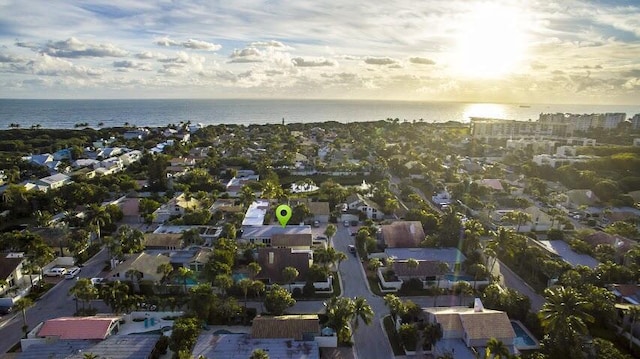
[
  {"left": 364, "top": 57, "right": 397, "bottom": 65},
  {"left": 157, "top": 51, "right": 205, "bottom": 74},
  {"left": 530, "top": 61, "right": 547, "bottom": 70},
  {"left": 135, "top": 51, "right": 165, "bottom": 60},
  {"left": 182, "top": 39, "right": 221, "bottom": 51},
  {"left": 229, "top": 47, "right": 263, "bottom": 63},
  {"left": 409, "top": 57, "right": 435, "bottom": 65},
  {"left": 249, "top": 40, "right": 286, "bottom": 48},
  {"left": 41, "top": 37, "right": 128, "bottom": 58},
  {"left": 6, "top": 54, "right": 104, "bottom": 78},
  {"left": 292, "top": 57, "right": 337, "bottom": 67},
  {"left": 113, "top": 60, "right": 152, "bottom": 71},
  {"left": 0, "top": 53, "right": 24, "bottom": 63},
  {"left": 155, "top": 37, "right": 180, "bottom": 47},
  {"left": 155, "top": 37, "right": 221, "bottom": 51}
]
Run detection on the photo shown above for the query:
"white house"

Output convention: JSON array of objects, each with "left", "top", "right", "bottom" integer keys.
[{"left": 345, "top": 193, "right": 384, "bottom": 220}]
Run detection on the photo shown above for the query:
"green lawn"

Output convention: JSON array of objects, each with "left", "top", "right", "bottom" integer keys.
[{"left": 383, "top": 315, "right": 405, "bottom": 356}]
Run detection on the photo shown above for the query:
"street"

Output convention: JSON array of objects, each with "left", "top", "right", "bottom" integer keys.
[{"left": 0, "top": 248, "right": 110, "bottom": 354}]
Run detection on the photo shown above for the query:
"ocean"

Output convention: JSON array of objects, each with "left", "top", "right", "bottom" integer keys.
[{"left": 0, "top": 98, "right": 639, "bottom": 129}]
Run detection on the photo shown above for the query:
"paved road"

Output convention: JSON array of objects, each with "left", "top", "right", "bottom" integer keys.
[
  {"left": 333, "top": 225, "right": 395, "bottom": 359},
  {"left": 0, "top": 248, "right": 110, "bottom": 354},
  {"left": 490, "top": 258, "right": 545, "bottom": 312}
]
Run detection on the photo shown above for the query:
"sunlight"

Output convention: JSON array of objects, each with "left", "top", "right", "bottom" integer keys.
[
  {"left": 451, "top": 3, "right": 529, "bottom": 78},
  {"left": 462, "top": 103, "right": 507, "bottom": 121}
]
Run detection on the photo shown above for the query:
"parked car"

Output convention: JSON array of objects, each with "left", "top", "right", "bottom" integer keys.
[
  {"left": 0, "top": 305, "right": 12, "bottom": 315},
  {"left": 44, "top": 267, "right": 67, "bottom": 277},
  {"left": 64, "top": 267, "right": 81, "bottom": 279},
  {"left": 343, "top": 220, "right": 349, "bottom": 227},
  {"left": 313, "top": 220, "right": 320, "bottom": 228},
  {"left": 90, "top": 277, "right": 106, "bottom": 286}
]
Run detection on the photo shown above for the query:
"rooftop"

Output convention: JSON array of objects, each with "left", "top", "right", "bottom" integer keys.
[
  {"left": 252, "top": 315, "right": 320, "bottom": 340},
  {"left": 192, "top": 333, "right": 320, "bottom": 359},
  {"left": 381, "top": 221, "right": 425, "bottom": 248},
  {"left": 385, "top": 247, "right": 466, "bottom": 263},
  {"left": 242, "top": 225, "right": 313, "bottom": 239},
  {"left": 37, "top": 316, "right": 121, "bottom": 340}
]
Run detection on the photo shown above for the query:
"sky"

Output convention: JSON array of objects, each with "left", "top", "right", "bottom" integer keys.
[{"left": 0, "top": 0, "right": 639, "bottom": 104}]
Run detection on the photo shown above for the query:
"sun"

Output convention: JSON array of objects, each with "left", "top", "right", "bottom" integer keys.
[{"left": 450, "top": 3, "right": 529, "bottom": 78}]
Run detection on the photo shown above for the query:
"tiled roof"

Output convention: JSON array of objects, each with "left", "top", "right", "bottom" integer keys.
[
  {"left": 459, "top": 311, "right": 515, "bottom": 340},
  {"left": 272, "top": 233, "right": 313, "bottom": 247},
  {"left": 307, "top": 202, "right": 330, "bottom": 216},
  {"left": 433, "top": 313, "right": 463, "bottom": 333},
  {"left": 611, "top": 284, "right": 640, "bottom": 297},
  {"left": 143, "top": 233, "right": 184, "bottom": 248},
  {"left": 584, "top": 232, "right": 634, "bottom": 252},
  {"left": 381, "top": 221, "right": 425, "bottom": 248},
  {"left": 257, "top": 247, "right": 310, "bottom": 283},
  {"left": 37, "top": 317, "right": 120, "bottom": 340},
  {"left": 393, "top": 260, "right": 444, "bottom": 278},
  {"left": 251, "top": 315, "right": 320, "bottom": 340},
  {"left": 0, "top": 256, "right": 23, "bottom": 280},
  {"left": 66, "top": 334, "right": 160, "bottom": 359}
]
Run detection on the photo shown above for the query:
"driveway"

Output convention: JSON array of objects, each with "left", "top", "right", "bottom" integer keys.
[{"left": 0, "top": 248, "right": 110, "bottom": 354}]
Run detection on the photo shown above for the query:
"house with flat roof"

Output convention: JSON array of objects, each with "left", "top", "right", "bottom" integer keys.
[
  {"left": 241, "top": 199, "right": 270, "bottom": 226},
  {"left": 252, "top": 315, "right": 321, "bottom": 341},
  {"left": 271, "top": 233, "right": 313, "bottom": 250},
  {"left": 241, "top": 225, "right": 313, "bottom": 245}
]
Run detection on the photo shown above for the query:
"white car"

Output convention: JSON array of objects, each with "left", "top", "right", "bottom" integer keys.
[
  {"left": 44, "top": 267, "right": 67, "bottom": 277},
  {"left": 64, "top": 267, "right": 81, "bottom": 279}
]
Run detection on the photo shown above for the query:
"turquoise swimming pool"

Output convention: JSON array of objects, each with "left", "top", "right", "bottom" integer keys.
[
  {"left": 511, "top": 320, "right": 539, "bottom": 349},
  {"left": 232, "top": 273, "right": 248, "bottom": 283},
  {"left": 443, "top": 273, "right": 475, "bottom": 282}
]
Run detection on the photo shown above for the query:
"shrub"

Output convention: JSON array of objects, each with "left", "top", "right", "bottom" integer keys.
[
  {"left": 303, "top": 282, "right": 316, "bottom": 297},
  {"left": 155, "top": 335, "right": 169, "bottom": 354},
  {"left": 398, "top": 323, "right": 418, "bottom": 351},
  {"left": 401, "top": 278, "right": 423, "bottom": 291},
  {"left": 547, "top": 228, "right": 564, "bottom": 241}
]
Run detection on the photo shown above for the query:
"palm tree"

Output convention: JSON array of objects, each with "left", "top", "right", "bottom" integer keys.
[
  {"left": 502, "top": 210, "right": 531, "bottom": 233},
  {"left": 239, "top": 185, "right": 256, "bottom": 209},
  {"left": 626, "top": 305, "right": 640, "bottom": 349},
  {"left": 125, "top": 269, "right": 143, "bottom": 293},
  {"left": 324, "top": 224, "right": 337, "bottom": 245},
  {"left": 157, "top": 263, "right": 174, "bottom": 284},
  {"left": 486, "top": 337, "right": 510, "bottom": 358},
  {"left": 88, "top": 204, "right": 111, "bottom": 244},
  {"left": 176, "top": 267, "right": 193, "bottom": 294},
  {"left": 455, "top": 281, "right": 474, "bottom": 306},
  {"left": 282, "top": 266, "right": 299, "bottom": 292},
  {"left": 14, "top": 297, "right": 33, "bottom": 338},
  {"left": 99, "top": 280, "right": 130, "bottom": 314},
  {"left": 83, "top": 353, "right": 99, "bottom": 359},
  {"left": 539, "top": 287, "right": 594, "bottom": 339},
  {"left": 351, "top": 297, "right": 374, "bottom": 331},
  {"left": 384, "top": 294, "right": 405, "bottom": 322},
  {"left": 69, "top": 278, "right": 98, "bottom": 312},
  {"left": 238, "top": 278, "right": 253, "bottom": 307}
]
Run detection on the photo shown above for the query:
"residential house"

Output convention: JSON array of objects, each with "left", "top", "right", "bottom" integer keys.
[
  {"left": 225, "top": 175, "right": 260, "bottom": 197},
  {"left": 123, "top": 128, "right": 150, "bottom": 140},
  {"left": 393, "top": 260, "right": 445, "bottom": 282},
  {"left": 252, "top": 315, "right": 320, "bottom": 341},
  {"left": 608, "top": 284, "right": 640, "bottom": 305},
  {"left": 118, "top": 150, "right": 142, "bottom": 166},
  {"left": 308, "top": 201, "right": 330, "bottom": 223},
  {"left": 35, "top": 173, "right": 71, "bottom": 191},
  {"left": 475, "top": 179, "right": 504, "bottom": 192},
  {"left": 345, "top": 193, "right": 384, "bottom": 220},
  {"left": 381, "top": 221, "right": 425, "bottom": 248},
  {"left": 583, "top": 231, "right": 635, "bottom": 263},
  {"left": 152, "top": 192, "right": 202, "bottom": 223},
  {"left": 564, "top": 189, "right": 600, "bottom": 209},
  {"left": 257, "top": 247, "right": 312, "bottom": 285},
  {"left": 143, "top": 233, "right": 184, "bottom": 250},
  {"left": 241, "top": 199, "right": 270, "bottom": 226},
  {"left": 271, "top": 233, "right": 313, "bottom": 250},
  {"left": 0, "top": 254, "right": 27, "bottom": 295},
  {"left": 422, "top": 301, "right": 518, "bottom": 357},
  {"left": 209, "top": 199, "right": 243, "bottom": 216},
  {"left": 23, "top": 316, "right": 122, "bottom": 349},
  {"left": 192, "top": 333, "right": 320, "bottom": 359},
  {"left": 241, "top": 225, "right": 313, "bottom": 246},
  {"left": 167, "top": 247, "right": 213, "bottom": 274},
  {"left": 94, "top": 157, "right": 123, "bottom": 176},
  {"left": 108, "top": 253, "right": 170, "bottom": 283},
  {"left": 385, "top": 248, "right": 466, "bottom": 273},
  {"left": 521, "top": 206, "right": 555, "bottom": 232}
]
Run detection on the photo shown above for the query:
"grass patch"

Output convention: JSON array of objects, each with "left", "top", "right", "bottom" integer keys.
[
  {"left": 26, "top": 283, "right": 54, "bottom": 301},
  {"left": 364, "top": 267, "right": 384, "bottom": 296},
  {"left": 312, "top": 271, "right": 342, "bottom": 299},
  {"left": 383, "top": 315, "right": 405, "bottom": 356}
]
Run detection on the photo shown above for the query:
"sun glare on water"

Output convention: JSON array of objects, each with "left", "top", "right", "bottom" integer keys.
[{"left": 451, "top": 3, "right": 530, "bottom": 78}]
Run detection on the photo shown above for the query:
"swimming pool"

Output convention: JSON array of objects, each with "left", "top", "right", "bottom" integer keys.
[
  {"left": 232, "top": 273, "right": 248, "bottom": 283},
  {"left": 443, "top": 273, "right": 475, "bottom": 282},
  {"left": 511, "top": 320, "right": 539, "bottom": 349}
]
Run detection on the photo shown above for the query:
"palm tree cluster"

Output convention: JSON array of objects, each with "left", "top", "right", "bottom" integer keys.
[{"left": 324, "top": 296, "right": 374, "bottom": 345}]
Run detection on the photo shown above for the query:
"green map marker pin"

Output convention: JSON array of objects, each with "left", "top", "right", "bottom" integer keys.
[{"left": 276, "top": 204, "right": 292, "bottom": 228}]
